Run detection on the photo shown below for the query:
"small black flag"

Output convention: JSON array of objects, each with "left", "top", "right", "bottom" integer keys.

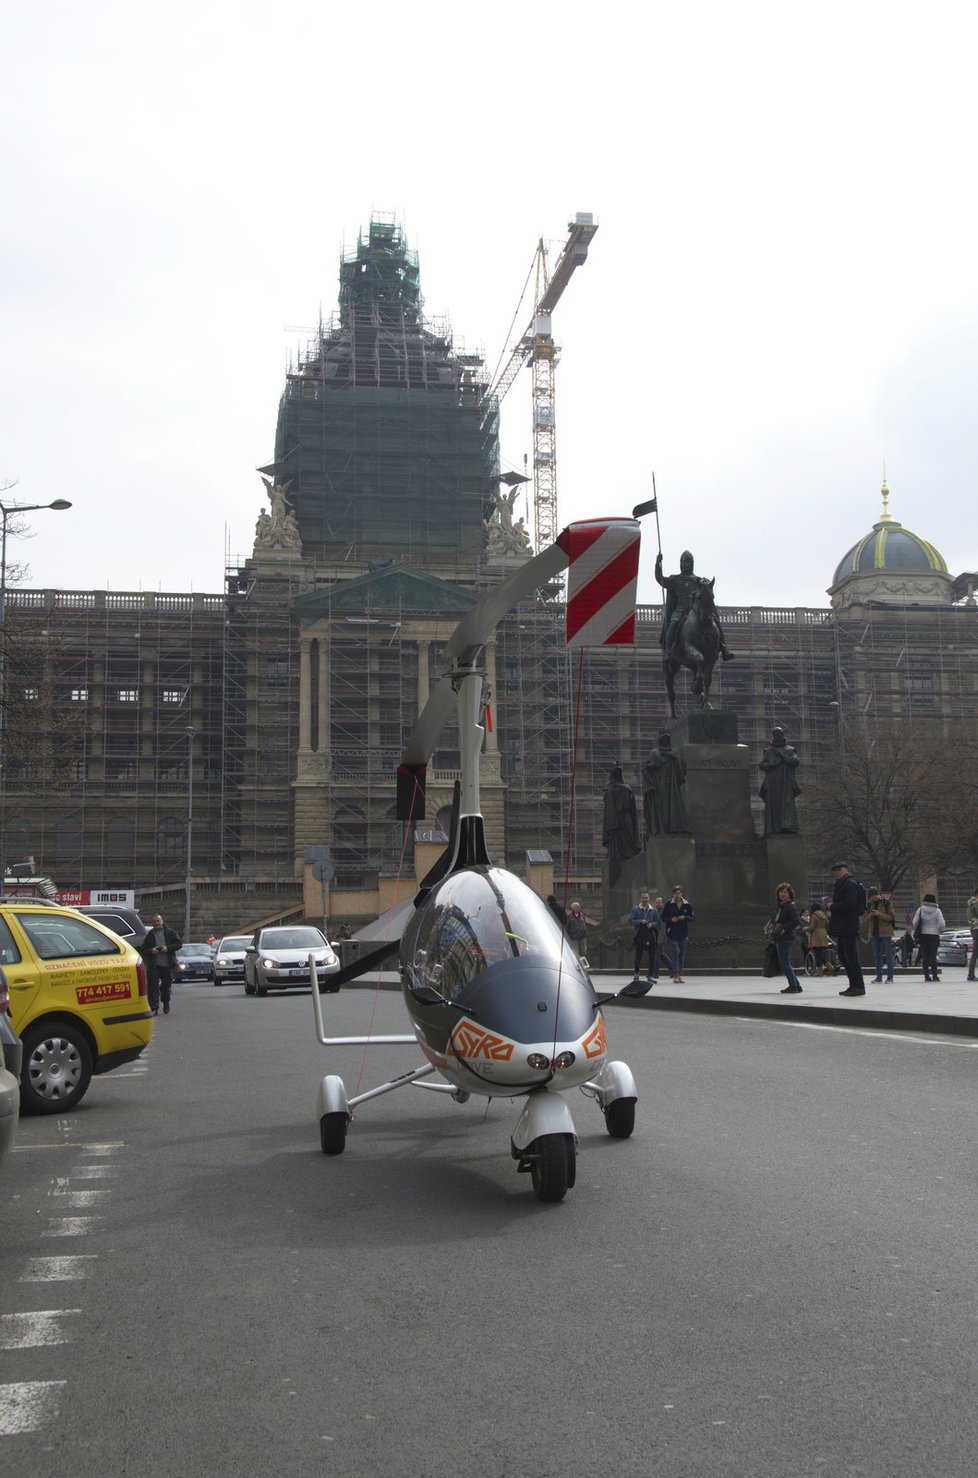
[{"left": 631, "top": 497, "right": 657, "bottom": 519}]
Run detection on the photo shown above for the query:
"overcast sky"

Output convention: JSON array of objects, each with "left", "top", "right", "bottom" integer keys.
[{"left": 2, "top": 0, "right": 976, "bottom": 610}]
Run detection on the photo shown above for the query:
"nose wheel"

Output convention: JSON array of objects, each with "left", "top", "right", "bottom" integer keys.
[{"left": 524, "top": 1133, "right": 577, "bottom": 1203}]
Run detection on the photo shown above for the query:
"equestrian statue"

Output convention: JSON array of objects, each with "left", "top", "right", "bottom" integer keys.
[{"left": 655, "top": 549, "right": 735, "bottom": 718}]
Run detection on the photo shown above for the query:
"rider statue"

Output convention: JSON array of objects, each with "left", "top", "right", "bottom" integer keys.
[{"left": 655, "top": 550, "right": 735, "bottom": 663}]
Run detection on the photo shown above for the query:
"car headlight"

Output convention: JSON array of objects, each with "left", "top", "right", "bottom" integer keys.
[
  {"left": 262, "top": 958, "right": 275, "bottom": 969},
  {"left": 216, "top": 957, "right": 228, "bottom": 966}
]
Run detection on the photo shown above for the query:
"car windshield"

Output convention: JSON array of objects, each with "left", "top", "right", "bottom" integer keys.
[
  {"left": 179, "top": 944, "right": 212, "bottom": 955},
  {"left": 16, "top": 912, "right": 121, "bottom": 960},
  {"left": 260, "top": 928, "right": 325, "bottom": 949},
  {"left": 219, "top": 937, "right": 251, "bottom": 951}
]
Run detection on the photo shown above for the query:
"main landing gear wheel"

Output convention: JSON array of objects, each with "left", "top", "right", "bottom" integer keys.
[
  {"left": 604, "top": 1097, "right": 636, "bottom": 1139},
  {"left": 530, "top": 1133, "right": 576, "bottom": 1203},
  {"left": 319, "top": 1112, "right": 349, "bottom": 1155}
]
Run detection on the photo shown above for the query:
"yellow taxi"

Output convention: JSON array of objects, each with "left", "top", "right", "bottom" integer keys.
[{"left": 0, "top": 901, "right": 153, "bottom": 1114}]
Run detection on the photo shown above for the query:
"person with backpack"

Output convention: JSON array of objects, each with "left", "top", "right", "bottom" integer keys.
[{"left": 828, "top": 861, "right": 866, "bottom": 996}]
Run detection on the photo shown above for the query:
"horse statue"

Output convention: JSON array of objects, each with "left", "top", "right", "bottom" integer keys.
[{"left": 663, "top": 578, "right": 720, "bottom": 718}]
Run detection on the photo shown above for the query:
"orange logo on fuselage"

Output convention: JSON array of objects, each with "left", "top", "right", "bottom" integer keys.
[
  {"left": 582, "top": 1018, "right": 607, "bottom": 1059},
  {"left": 449, "top": 1021, "right": 515, "bottom": 1061}
]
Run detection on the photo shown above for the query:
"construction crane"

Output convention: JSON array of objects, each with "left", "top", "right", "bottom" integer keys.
[{"left": 490, "top": 213, "right": 598, "bottom": 553}]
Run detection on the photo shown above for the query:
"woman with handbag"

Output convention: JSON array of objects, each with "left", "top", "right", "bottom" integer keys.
[{"left": 767, "top": 882, "right": 803, "bottom": 993}]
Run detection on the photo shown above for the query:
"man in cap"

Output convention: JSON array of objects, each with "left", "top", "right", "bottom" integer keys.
[{"left": 827, "top": 862, "right": 865, "bottom": 996}]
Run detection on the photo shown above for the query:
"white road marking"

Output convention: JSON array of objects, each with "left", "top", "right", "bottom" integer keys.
[
  {"left": 79, "top": 1143, "right": 124, "bottom": 1154},
  {"left": 736, "top": 1016, "right": 978, "bottom": 1049},
  {"left": 53, "top": 1189, "right": 108, "bottom": 1208},
  {"left": 19, "top": 1256, "right": 96, "bottom": 1283},
  {"left": 0, "top": 1311, "right": 81, "bottom": 1350},
  {"left": 70, "top": 1164, "right": 116, "bottom": 1180},
  {"left": 0, "top": 1382, "right": 66, "bottom": 1435},
  {"left": 42, "top": 1217, "right": 101, "bottom": 1237}
]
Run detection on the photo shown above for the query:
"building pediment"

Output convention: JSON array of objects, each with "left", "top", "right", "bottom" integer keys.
[{"left": 293, "top": 563, "right": 478, "bottom": 620}]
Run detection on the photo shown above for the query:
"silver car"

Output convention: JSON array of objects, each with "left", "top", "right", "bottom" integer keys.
[
  {"left": 213, "top": 935, "right": 254, "bottom": 985},
  {"left": 243, "top": 926, "right": 340, "bottom": 995}
]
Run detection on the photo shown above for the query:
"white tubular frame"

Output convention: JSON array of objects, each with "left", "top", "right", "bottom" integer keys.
[{"left": 310, "top": 952, "right": 415, "bottom": 1048}]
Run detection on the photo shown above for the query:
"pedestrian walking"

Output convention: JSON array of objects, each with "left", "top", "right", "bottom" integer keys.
[
  {"left": 627, "top": 890, "right": 660, "bottom": 988},
  {"left": 662, "top": 884, "right": 694, "bottom": 982},
  {"left": 767, "top": 882, "right": 803, "bottom": 993},
  {"left": 139, "top": 913, "right": 183, "bottom": 1015},
  {"left": 866, "top": 888, "right": 896, "bottom": 983},
  {"left": 828, "top": 862, "right": 866, "bottom": 996},
  {"left": 911, "top": 893, "right": 945, "bottom": 983},
  {"left": 967, "top": 885, "right": 978, "bottom": 982},
  {"left": 565, "top": 901, "right": 588, "bottom": 962}
]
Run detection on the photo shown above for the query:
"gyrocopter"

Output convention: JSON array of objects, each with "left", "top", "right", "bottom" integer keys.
[{"left": 309, "top": 516, "right": 648, "bottom": 1202}]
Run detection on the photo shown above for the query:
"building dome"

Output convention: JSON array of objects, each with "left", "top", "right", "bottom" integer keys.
[{"left": 829, "top": 481, "right": 952, "bottom": 609}]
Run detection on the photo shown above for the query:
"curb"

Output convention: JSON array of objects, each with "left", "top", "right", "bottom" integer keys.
[{"left": 611, "top": 990, "right": 978, "bottom": 1038}]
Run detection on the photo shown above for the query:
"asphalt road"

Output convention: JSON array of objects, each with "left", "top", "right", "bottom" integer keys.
[{"left": 3, "top": 982, "right": 978, "bottom": 1477}]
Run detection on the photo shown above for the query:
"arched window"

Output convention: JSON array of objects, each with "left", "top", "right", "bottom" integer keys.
[
  {"left": 106, "top": 817, "right": 134, "bottom": 865},
  {"left": 55, "top": 816, "right": 82, "bottom": 864},
  {"left": 157, "top": 817, "right": 184, "bottom": 861},
  {"left": 4, "top": 817, "right": 30, "bottom": 868}
]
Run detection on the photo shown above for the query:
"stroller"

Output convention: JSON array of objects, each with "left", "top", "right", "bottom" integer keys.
[{"left": 805, "top": 944, "right": 840, "bottom": 977}]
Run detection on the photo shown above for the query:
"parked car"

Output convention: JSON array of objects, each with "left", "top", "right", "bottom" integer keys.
[
  {"left": 0, "top": 967, "right": 22, "bottom": 1160},
  {"left": 936, "top": 929, "right": 969, "bottom": 966},
  {"left": 0, "top": 901, "right": 152, "bottom": 1114},
  {"left": 175, "top": 943, "right": 215, "bottom": 981},
  {"left": 213, "top": 935, "right": 253, "bottom": 986},
  {"left": 75, "top": 905, "right": 149, "bottom": 949},
  {"left": 243, "top": 926, "right": 339, "bottom": 995}
]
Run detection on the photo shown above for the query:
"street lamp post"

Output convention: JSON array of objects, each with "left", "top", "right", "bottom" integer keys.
[
  {"left": 0, "top": 498, "right": 73, "bottom": 625},
  {"left": 184, "top": 726, "right": 196, "bottom": 941},
  {"left": 0, "top": 498, "right": 73, "bottom": 890}
]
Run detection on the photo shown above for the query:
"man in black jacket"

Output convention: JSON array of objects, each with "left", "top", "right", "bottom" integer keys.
[
  {"left": 140, "top": 913, "right": 183, "bottom": 1016},
  {"left": 828, "top": 862, "right": 865, "bottom": 996}
]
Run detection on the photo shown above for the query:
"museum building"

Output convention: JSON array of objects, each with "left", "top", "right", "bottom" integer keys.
[{"left": 1, "top": 222, "right": 976, "bottom": 931}]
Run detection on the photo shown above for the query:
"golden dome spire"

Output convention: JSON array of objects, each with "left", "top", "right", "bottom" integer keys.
[{"left": 879, "top": 473, "right": 893, "bottom": 523}]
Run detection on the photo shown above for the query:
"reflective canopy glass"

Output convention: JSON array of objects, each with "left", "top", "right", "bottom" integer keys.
[{"left": 403, "top": 868, "right": 578, "bottom": 1000}]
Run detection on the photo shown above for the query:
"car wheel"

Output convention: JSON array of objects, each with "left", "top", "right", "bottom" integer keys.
[
  {"left": 254, "top": 978, "right": 268, "bottom": 996},
  {"left": 244, "top": 975, "right": 255, "bottom": 995},
  {"left": 21, "top": 1021, "right": 94, "bottom": 1115}
]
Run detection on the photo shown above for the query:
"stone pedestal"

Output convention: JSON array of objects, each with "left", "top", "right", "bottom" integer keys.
[
  {"left": 600, "top": 712, "right": 809, "bottom": 970},
  {"left": 764, "top": 834, "right": 809, "bottom": 899}
]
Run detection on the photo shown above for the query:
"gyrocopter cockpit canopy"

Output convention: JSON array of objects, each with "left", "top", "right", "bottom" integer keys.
[{"left": 401, "top": 869, "right": 589, "bottom": 1006}]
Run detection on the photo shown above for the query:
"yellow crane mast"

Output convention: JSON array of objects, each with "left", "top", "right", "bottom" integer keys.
[{"left": 490, "top": 213, "right": 598, "bottom": 553}]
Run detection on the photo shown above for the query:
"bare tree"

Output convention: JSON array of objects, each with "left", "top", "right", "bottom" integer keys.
[{"left": 803, "top": 722, "right": 954, "bottom": 892}]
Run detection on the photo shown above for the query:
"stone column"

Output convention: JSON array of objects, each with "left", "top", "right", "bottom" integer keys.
[
  {"left": 317, "top": 635, "right": 330, "bottom": 758},
  {"left": 298, "top": 637, "right": 312, "bottom": 752},
  {"left": 417, "top": 639, "right": 430, "bottom": 712}
]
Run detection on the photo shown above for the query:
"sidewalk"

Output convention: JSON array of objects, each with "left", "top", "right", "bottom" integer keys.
[
  {"left": 594, "top": 967, "right": 978, "bottom": 1036},
  {"left": 353, "top": 967, "right": 978, "bottom": 1037}
]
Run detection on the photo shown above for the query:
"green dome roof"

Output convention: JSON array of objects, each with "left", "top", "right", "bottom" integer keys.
[{"left": 832, "top": 483, "right": 947, "bottom": 586}]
